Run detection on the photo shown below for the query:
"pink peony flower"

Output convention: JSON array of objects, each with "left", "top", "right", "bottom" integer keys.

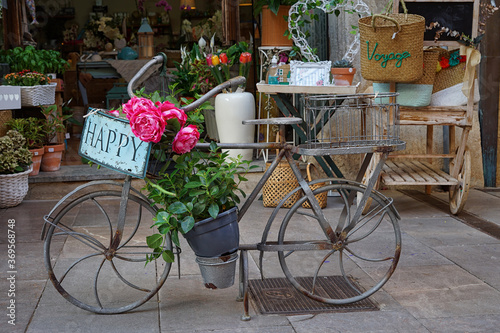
[
  {"left": 122, "top": 97, "right": 157, "bottom": 120},
  {"left": 172, "top": 125, "right": 200, "bottom": 154},
  {"left": 129, "top": 108, "right": 166, "bottom": 143},
  {"left": 156, "top": 101, "right": 187, "bottom": 127}
]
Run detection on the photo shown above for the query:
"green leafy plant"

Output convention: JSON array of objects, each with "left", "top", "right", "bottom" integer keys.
[
  {"left": 0, "top": 46, "right": 69, "bottom": 74},
  {"left": 40, "top": 105, "right": 72, "bottom": 145},
  {"left": 332, "top": 59, "right": 354, "bottom": 68},
  {"left": 5, "top": 117, "right": 45, "bottom": 149},
  {"left": 0, "top": 130, "right": 32, "bottom": 174},
  {"left": 144, "top": 142, "right": 257, "bottom": 263}
]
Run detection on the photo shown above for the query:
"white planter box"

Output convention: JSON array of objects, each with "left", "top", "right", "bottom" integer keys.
[{"left": 0, "top": 86, "right": 21, "bottom": 110}]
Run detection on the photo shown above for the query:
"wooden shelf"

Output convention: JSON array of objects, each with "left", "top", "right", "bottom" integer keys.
[{"left": 256, "top": 82, "right": 358, "bottom": 95}]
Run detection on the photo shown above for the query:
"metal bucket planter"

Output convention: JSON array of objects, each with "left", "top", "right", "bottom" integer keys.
[
  {"left": 196, "top": 252, "right": 238, "bottom": 289},
  {"left": 184, "top": 206, "right": 239, "bottom": 258}
]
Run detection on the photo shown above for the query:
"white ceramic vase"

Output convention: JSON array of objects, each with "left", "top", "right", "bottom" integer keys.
[{"left": 215, "top": 91, "right": 255, "bottom": 161}]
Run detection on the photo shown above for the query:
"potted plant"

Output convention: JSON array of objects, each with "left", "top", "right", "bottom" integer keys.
[
  {"left": 331, "top": 59, "right": 356, "bottom": 86},
  {"left": 254, "top": 0, "right": 297, "bottom": 46},
  {"left": 39, "top": 105, "right": 71, "bottom": 172},
  {"left": 3, "top": 70, "right": 56, "bottom": 107},
  {"left": 5, "top": 118, "right": 45, "bottom": 176},
  {"left": 145, "top": 142, "right": 254, "bottom": 288},
  {"left": 0, "top": 46, "right": 69, "bottom": 75},
  {"left": 0, "top": 130, "right": 33, "bottom": 208}
]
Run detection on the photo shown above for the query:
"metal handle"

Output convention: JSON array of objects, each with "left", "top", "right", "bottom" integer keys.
[
  {"left": 181, "top": 76, "right": 247, "bottom": 112},
  {"left": 127, "top": 54, "right": 166, "bottom": 98}
]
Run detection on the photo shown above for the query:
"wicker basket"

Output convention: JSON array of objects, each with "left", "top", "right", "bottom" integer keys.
[
  {"left": 0, "top": 166, "right": 32, "bottom": 208},
  {"left": 359, "top": 0, "right": 425, "bottom": 83},
  {"left": 20, "top": 83, "right": 57, "bottom": 107},
  {"left": 302, "top": 164, "right": 327, "bottom": 209},
  {"left": 372, "top": 49, "right": 439, "bottom": 107},
  {"left": 0, "top": 110, "right": 12, "bottom": 136},
  {"left": 432, "top": 49, "right": 466, "bottom": 93},
  {"left": 262, "top": 160, "right": 301, "bottom": 208}
]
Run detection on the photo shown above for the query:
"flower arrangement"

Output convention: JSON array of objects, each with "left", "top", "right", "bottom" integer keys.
[
  {"left": 205, "top": 41, "right": 253, "bottom": 91},
  {"left": 84, "top": 16, "right": 123, "bottom": 50},
  {"left": 0, "top": 130, "right": 32, "bottom": 174},
  {"left": 107, "top": 89, "right": 253, "bottom": 263},
  {"left": 4, "top": 70, "right": 51, "bottom": 86}
]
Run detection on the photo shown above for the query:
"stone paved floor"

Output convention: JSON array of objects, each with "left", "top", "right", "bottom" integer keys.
[{"left": 1, "top": 176, "right": 500, "bottom": 332}]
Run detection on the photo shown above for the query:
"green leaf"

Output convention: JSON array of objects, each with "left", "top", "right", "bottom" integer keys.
[
  {"left": 192, "top": 202, "right": 206, "bottom": 216},
  {"left": 162, "top": 250, "right": 175, "bottom": 263},
  {"left": 158, "top": 224, "right": 171, "bottom": 234},
  {"left": 189, "top": 189, "right": 205, "bottom": 197},
  {"left": 180, "top": 216, "right": 195, "bottom": 233},
  {"left": 146, "top": 234, "right": 163, "bottom": 249},
  {"left": 155, "top": 211, "right": 170, "bottom": 223},
  {"left": 210, "top": 186, "right": 219, "bottom": 196},
  {"left": 185, "top": 181, "right": 203, "bottom": 188},
  {"left": 168, "top": 202, "right": 188, "bottom": 214},
  {"left": 171, "top": 231, "right": 180, "bottom": 248},
  {"left": 208, "top": 203, "right": 219, "bottom": 219}
]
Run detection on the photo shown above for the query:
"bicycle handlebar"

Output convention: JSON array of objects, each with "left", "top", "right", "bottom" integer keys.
[{"left": 127, "top": 53, "right": 246, "bottom": 112}]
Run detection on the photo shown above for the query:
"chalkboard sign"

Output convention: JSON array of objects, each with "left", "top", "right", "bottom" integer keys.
[{"left": 401, "top": 2, "right": 474, "bottom": 41}]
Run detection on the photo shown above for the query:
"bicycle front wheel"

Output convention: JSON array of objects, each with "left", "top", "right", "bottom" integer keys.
[
  {"left": 44, "top": 190, "right": 172, "bottom": 314},
  {"left": 278, "top": 183, "right": 401, "bottom": 304}
]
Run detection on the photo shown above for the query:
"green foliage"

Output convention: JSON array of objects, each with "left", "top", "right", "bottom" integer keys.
[
  {"left": 5, "top": 118, "right": 45, "bottom": 149},
  {"left": 332, "top": 59, "right": 354, "bottom": 68},
  {"left": 144, "top": 142, "right": 258, "bottom": 263},
  {"left": 0, "top": 130, "right": 32, "bottom": 174},
  {"left": 0, "top": 46, "right": 69, "bottom": 74},
  {"left": 40, "top": 105, "right": 73, "bottom": 145}
]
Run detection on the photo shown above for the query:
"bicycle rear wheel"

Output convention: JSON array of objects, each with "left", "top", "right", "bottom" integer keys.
[
  {"left": 278, "top": 183, "right": 401, "bottom": 304},
  {"left": 44, "top": 190, "right": 171, "bottom": 314}
]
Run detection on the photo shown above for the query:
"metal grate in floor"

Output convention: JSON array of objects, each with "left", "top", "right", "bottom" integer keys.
[{"left": 248, "top": 276, "right": 379, "bottom": 315}]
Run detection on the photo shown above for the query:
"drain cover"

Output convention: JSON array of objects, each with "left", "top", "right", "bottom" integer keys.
[{"left": 249, "top": 277, "right": 379, "bottom": 315}]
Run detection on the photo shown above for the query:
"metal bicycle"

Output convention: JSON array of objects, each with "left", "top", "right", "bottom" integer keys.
[{"left": 42, "top": 55, "right": 405, "bottom": 319}]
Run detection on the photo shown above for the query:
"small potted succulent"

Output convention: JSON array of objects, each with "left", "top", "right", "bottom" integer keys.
[
  {"left": 331, "top": 59, "right": 356, "bottom": 86},
  {"left": 0, "top": 130, "right": 33, "bottom": 208},
  {"left": 5, "top": 117, "right": 45, "bottom": 176}
]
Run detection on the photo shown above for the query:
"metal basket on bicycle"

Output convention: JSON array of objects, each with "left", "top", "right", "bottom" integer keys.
[{"left": 298, "top": 93, "right": 401, "bottom": 155}]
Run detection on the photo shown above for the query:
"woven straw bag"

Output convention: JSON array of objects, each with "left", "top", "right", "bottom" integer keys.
[
  {"left": 20, "top": 83, "right": 56, "bottom": 107},
  {"left": 432, "top": 49, "right": 466, "bottom": 93},
  {"left": 262, "top": 138, "right": 301, "bottom": 208},
  {"left": 302, "top": 163, "right": 327, "bottom": 209},
  {"left": 0, "top": 166, "right": 32, "bottom": 208},
  {"left": 372, "top": 49, "right": 440, "bottom": 107},
  {"left": 359, "top": 0, "right": 425, "bottom": 83}
]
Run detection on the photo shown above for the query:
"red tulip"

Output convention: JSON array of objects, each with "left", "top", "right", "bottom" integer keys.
[{"left": 219, "top": 53, "right": 228, "bottom": 64}]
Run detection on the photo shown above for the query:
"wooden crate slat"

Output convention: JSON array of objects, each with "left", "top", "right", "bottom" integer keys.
[{"left": 382, "top": 160, "right": 459, "bottom": 186}]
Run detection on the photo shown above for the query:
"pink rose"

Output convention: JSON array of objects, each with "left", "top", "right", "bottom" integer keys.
[
  {"left": 172, "top": 125, "right": 200, "bottom": 154},
  {"left": 108, "top": 110, "right": 120, "bottom": 117},
  {"left": 129, "top": 109, "right": 166, "bottom": 143},
  {"left": 156, "top": 101, "right": 187, "bottom": 127},
  {"left": 122, "top": 97, "right": 157, "bottom": 120}
]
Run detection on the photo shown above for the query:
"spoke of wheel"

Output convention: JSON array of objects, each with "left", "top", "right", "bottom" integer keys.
[
  {"left": 49, "top": 220, "right": 106, "bottom": 251},
  {"left": 60, "top": 253, "right": 102, "bottom": 283},
  {"left": 115, "top": 246, "right": 163, "bottom": 262},
  {"left": 94, "top": 259, "right": 106, "bottom": 309},
  {"left": 311, "top": 249, "right": 336, "bottom": 294},
  {"left": 117, "top": 204, "right": 143, "bottom": 250},
  {"left": 344, "top": 245, "right": 395, "bottom": 263},
  {"left": 339, "top": 250, "right": 362, "bottom": 294},
  {"left": 91, "top": 198, "right": 113, "bottom": 247},
  {"left": 346, "top": 208, "right": 388, "bottom": 244},
  {"left": 110, "top": 260, "right": 151, "bottom": 292},
  {"left": 335, "top": 188, "right": 352, "bottom": 235},
  {"left": 54, "top": 229, "right": 106, "bottom": 252}
]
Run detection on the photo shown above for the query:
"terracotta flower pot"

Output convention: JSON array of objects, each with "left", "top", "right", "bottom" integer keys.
[
  {"left": 29, "top": 147, "right": 45, "bottom": 176},
  {"left": 331, "top": 67, "right": 356, "bottom": 86},
  {"left": 261, "top": 6, "right": 293, "bottom": 47},
  {"left": 41, "top": 143, "right": 65, "bottom": 172}
]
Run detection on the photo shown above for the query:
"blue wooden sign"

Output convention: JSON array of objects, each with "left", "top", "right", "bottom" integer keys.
[{"left": 79, "top": 109, "right": 152, "bottom": 178}]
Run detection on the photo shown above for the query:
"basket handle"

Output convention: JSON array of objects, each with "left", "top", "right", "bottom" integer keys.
[
  {"left": 371, "top": 14, "right": 402, "bottom": 33},
  {"left": 306, "top": 163, "right": 321, "bottom": 182}
]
